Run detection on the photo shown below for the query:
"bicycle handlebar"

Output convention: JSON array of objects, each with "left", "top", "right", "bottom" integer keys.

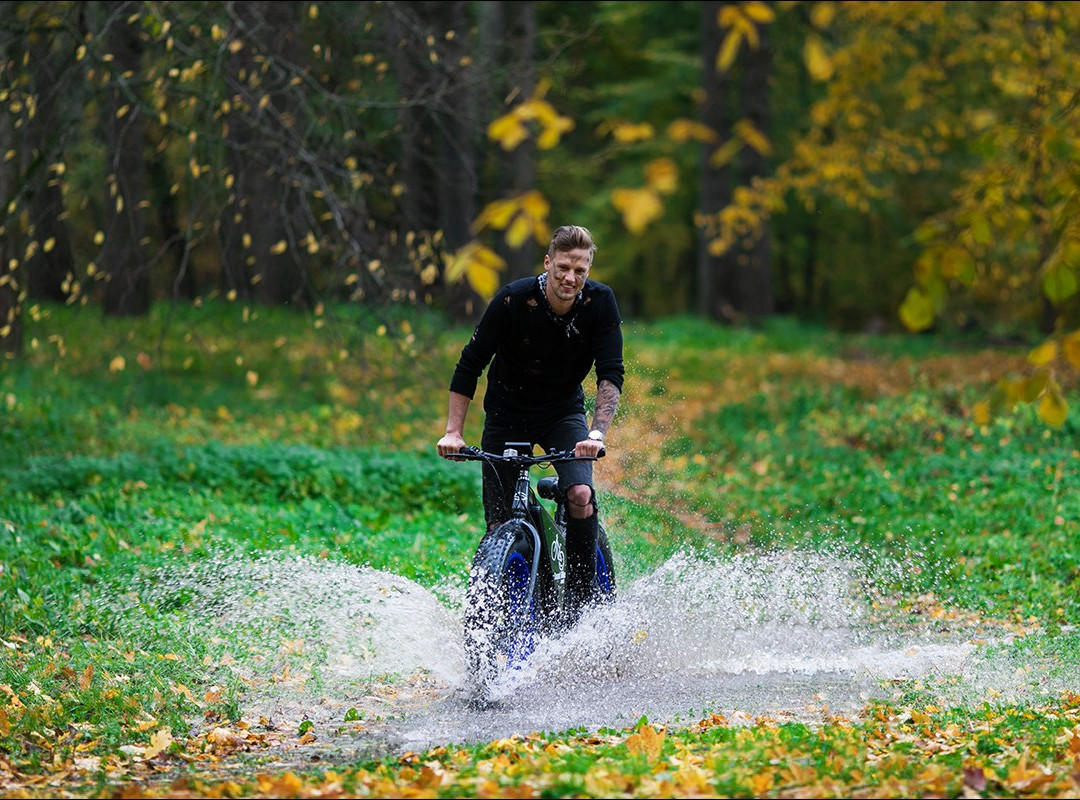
[{"left": 450, "top": 445, "right": 604, "bottom": 465}]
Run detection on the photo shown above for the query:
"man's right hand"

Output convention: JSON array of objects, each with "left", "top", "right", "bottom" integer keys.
[{"left": 437, "top": 432, "right": 467, "bottom": 459}]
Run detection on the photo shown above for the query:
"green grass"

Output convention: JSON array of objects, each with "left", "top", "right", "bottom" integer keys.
[{"left": 2, "top": 301, "right": 1080, "bottom": 796}]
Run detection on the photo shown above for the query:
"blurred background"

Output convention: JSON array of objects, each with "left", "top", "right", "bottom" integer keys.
[{"left": 2, "top": 1, "right": 1080, "bottom": 420}]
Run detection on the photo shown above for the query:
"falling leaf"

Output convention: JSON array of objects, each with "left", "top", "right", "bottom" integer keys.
[{"left": 109, "top": 356, "right": 126, "bottom": 373}]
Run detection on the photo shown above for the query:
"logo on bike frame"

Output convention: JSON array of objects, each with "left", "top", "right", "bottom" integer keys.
[{"left": 550, "top": 538, "right": 565, "bottom": 581}]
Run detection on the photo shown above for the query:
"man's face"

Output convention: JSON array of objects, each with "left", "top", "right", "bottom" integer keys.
[{"left": 543, "top": 247, "right": 592, "bottom": 304}]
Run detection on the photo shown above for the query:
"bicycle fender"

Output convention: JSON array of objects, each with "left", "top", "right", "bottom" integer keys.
[{"left": 498, "top": 519, "right": 543, "bottom": 608}]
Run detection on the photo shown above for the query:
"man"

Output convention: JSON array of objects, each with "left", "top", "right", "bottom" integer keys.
[{"left": 436, "top": 224, "right": 624, "bottom": 616}]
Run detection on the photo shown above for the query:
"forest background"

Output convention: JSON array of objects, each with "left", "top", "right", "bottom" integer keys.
[{"left": 1, "top": 0, "right": 1079, "bottom": 423}]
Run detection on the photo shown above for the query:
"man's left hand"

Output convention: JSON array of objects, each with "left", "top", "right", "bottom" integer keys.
[{"left": 574, "top": 439, "right": 606, "bottom": 458}]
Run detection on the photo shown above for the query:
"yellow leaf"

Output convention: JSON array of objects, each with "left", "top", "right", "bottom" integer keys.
[
  {"left": 804, "top": 35, "right": 834, "bottom": 81},
  {"left": 942, "top": 246, "right": 976, "bottom": 285},
  {"left": 611, "top": 187, "right": 663, "bottom": 234},
  {"left": 612, "top": 122, "right": 655, "bottom": 143},
  {"left": 899, "top": 288, "right": 935, "bottom": 332},
  {"left": 1062, "top": 238, "right": 1080, "bottom": 270},
  {"left": 973, "top": 400, "right": 990, "bottom": 426},
  {"left": 626, "top": 724, "right": 665, "bottom": 763},
  {"left": 536, "top": 114, "right": 574, "bottom": 150},
  {"left": 466, "top": 263, "right": 501, "bottom": 299},
  {"left": 811, "top": 1, "right": 837, "bottom": 28},
  {"left": 971, "top": 218, "right": 992, "bottom": 245},
  {"left": 734, "top": 119, "right": 772, "bottom": 156},
  {"left": 446, "top": 243, "right": 505, "bottom": 300},
  {"left": 709, "top": 139, "right": 743, "bottom": 168},
  {"left": 78, "top": 664, "right": 93, "bottom": 690},
  {"left": 519, "top": 190, "right": 549, "bottom": 220},
  {"left": 667, "top": 119, "right": 718, "bottom": 144},
  {"left": 707, "top": 236, "right": 732, "bottom": 257},
  {"left": 269, "top": 240, "right": 288, "bottom": 255},
  {"left": 144, "top": 727, "right": 173, "bottom": 760},
  {"left": 505, "top": 216, "right": 531, "bottom": 249},
  {"left": 1043, "top": 266, "right": 1078, "bottom": 303},
  {"left": 717, "top": 29, "right": 742, "bottom": 72},
  {"left": 487, "top": 113, "right": 529, "bottom": 151},
  {"left": 109, "top": 355, "right": 126, "bottom": 373},
  {"left": 1028, "top": 340, "right": 1058, "bottom": 366},
  {"left": 644, "top": 158, "right": 679, "bottom": 195},
  {"left": 473, "top": 197, "right": 519, "bottom": 232},
  {"left": 246, "top": 370, "right": 258, "bottom": 387},
  {"left": 1063, "top": 332, "right": 1080, "bottom": 370},
  {"left": 743, "top": 2, "right": 775, "bottom": 23},
  {"left": 1039, "top": 384, "right": 1067, "bottom": 427},
  {"left": 1020, "top": 372, "right": 1047, "bottom": 403}
]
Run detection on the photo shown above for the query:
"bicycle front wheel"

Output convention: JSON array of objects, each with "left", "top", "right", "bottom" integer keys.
[{"left": 464, "top": 521, "right": 543, "bottom": 698}]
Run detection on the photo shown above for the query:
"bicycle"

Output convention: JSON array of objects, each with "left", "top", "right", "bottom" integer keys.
[{"left": 449, "top": 442, "right": 616, "bottom": 700}]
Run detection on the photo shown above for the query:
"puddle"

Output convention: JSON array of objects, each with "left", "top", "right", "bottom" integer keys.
[{"left": 94, "top": 544, "right": 1060, "bottom": 759}]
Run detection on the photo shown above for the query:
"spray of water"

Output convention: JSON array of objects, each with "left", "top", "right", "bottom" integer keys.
[{"left": 91, "top": 542, "right": 1065, "bottom": 755}]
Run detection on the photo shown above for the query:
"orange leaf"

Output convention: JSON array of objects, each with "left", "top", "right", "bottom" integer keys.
[{"left": 625, "top": 724, "right": 665, "bottom": 763}]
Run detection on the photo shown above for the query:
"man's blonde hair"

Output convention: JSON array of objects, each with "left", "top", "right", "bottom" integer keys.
[{"left": 547, "top": 225, "right": 597, "bottom": 259}]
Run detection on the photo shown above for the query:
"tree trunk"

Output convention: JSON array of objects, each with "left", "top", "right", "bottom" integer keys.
[
  {"left": 0, "top": 2, "right": 23, "bottom": 356},
  {"left": 697, "top": 1, "right": 736, "bottom": 321},
  {"left": 489, "top": 1, "right": 537, "bottom": 282},
  {"left": 99, "top": 0, "right": 150, "bottom": 317},
  {"left": 25, "top": 9, "right": 75, "bottom": 303},
  {"left": 220, "top": 0, "right": 307, "bottom": 306},
  {"left": 435, "top": 0, "right": 483, "bottom": 316},
  {"left": 737, "top": 25, "right": 774, "bottom": 319},
  {"left": 149, "top": 144, "right": 197, "bottom": 300},
  {"left": 385, "top": 1, "right": 439, "bottom": 237}
]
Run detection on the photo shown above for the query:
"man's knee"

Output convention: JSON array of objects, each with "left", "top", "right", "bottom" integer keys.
[{"left": 566, "top": 484, "right": 594, "bottom": 518}]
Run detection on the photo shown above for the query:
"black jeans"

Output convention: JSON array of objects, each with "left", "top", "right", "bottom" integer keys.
[{"left": 480, "top": 412, "right": 591, "bottom": 528}]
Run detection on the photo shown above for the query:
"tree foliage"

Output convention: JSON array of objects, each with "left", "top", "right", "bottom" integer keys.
[{"left": 2, "top": 1, "right": 1080, "bottom": 421}]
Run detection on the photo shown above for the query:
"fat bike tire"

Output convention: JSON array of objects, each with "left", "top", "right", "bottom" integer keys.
[{"left": 464, "top": 522, "right": 546, "bottom": 699}]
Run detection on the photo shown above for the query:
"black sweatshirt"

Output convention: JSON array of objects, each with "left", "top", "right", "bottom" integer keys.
[{"left": 450, "top": 277, "right": 624, "bottom": 427}]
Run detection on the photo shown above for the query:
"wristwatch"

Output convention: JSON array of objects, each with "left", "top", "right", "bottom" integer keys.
[{"left": 587, "top": 430, "right": 605, "bottom": 442}]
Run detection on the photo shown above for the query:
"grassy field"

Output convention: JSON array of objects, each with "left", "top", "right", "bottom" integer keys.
[{"left": 2, "top": 301, "right": 1080, "bottom": 798}]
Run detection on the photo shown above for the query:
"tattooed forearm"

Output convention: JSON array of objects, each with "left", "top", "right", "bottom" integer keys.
[{"left": 591, "top": 380, "right": 621, "bottom": 435}]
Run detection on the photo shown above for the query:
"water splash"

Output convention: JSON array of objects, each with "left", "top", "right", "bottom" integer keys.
[{"left": 93, "top": 544, "right": 1064, "bottom": 754}]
